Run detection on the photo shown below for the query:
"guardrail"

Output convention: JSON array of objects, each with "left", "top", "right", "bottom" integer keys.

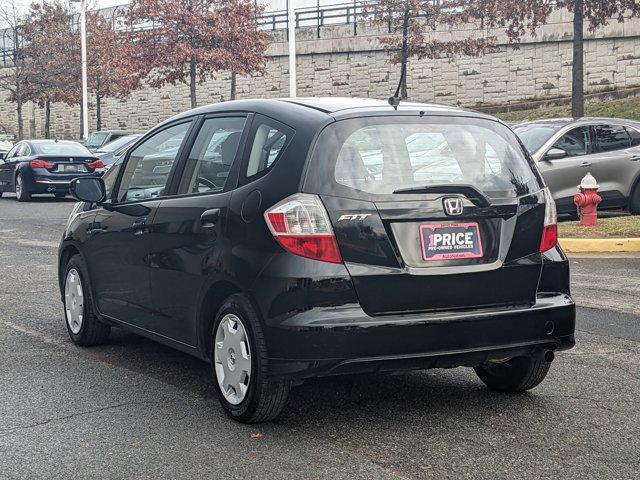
[{"left": 1, "top": 0, "right": 447, "bottom": 68}]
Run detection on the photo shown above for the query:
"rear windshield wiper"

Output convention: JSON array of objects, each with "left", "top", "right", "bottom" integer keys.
[{"left": 392, "top": 184, "right": 491, "bottom": 208}]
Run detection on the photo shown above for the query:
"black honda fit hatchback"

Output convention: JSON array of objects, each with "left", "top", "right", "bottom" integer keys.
[{"left": 59, "top": 98, "right": 575, "bottom": 422}]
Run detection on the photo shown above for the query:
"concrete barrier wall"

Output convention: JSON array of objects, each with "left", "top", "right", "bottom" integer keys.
[{"left": 1, "top": 8, "right": 640, "bottom": 139}]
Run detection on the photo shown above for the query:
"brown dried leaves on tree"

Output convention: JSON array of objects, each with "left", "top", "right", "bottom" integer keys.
[{"left": 123, "top": 0, "right": 269, "bottom": 108}]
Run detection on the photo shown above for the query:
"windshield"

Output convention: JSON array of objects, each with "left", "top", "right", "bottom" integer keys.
[
  {"left": 513, "top": 124, "right": 563, "bottom": 154},
  {"left": 97, "top": 135, "right": 139, "bottom": 153},
  {"left": 311, "top": 116, "right": 541, "bottom": 199},
  {"left": 85, "top": 132, "right": 109, "bottom": 148},
  {"left": 36, "top": 142, "right": 91, "bottom": 156}
]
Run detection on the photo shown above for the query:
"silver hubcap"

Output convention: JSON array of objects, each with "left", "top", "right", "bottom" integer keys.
[
  {"left": 64, "top": 269, "right": 84, "bottom": 334},
  {"left": 15, "top": 176, "right": 22, "bottom": 197},
  {"left": 214, "top": 314, "right": 252, "bottom": 405}
]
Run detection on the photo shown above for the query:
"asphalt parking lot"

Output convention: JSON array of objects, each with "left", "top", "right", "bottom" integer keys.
[{"left": 1, "top": 195, "right": 639, "bottom": 480}]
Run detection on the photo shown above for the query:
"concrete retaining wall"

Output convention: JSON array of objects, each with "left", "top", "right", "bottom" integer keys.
[{"left": 1, "top": 8, "right": 640, "bottom": 139}]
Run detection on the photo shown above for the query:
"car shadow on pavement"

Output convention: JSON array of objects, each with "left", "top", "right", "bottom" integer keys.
[
  {"left": 93, "top": 327, "right": 548, "bottom": 429},
  {"left": 1, "top": 194, "right": 76, "bottom": 203}
]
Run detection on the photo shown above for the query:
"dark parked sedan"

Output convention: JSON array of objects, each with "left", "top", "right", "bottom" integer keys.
[
  {"left": 59, "top": 98, "right": 575, "bottom": 423},
  {"left": 513, "top": 117, "right": 640, "bottom": 214},
  {"left": 0, "top": 140, "right": 103, "bottom": 201}
]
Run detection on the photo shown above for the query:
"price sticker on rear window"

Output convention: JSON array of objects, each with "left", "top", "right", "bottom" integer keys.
[{"left": 420, "top": 222, "right": 483, "bottom": 261}]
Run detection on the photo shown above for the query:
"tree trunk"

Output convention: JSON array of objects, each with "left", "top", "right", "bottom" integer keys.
[
  {"left": 230, "top": 71, "right": 237, "bottom": 101},
  {"left": 400, "top": 9, "right": 409, "bottom": 99},
  {"left": 44, "top": 99, "right": 51, "bottom": 139},
  {"left": 572, "top": 0, "right": 584, "bottom": 118},
  {"left": 16, "top": 94, "right": 24, "bottom": 141},
  {"left": 189, "top": 56, "right": 197, "bottom": 109},
  {"left": 96, "top": 93, "right": 102, "bottom": 131}
]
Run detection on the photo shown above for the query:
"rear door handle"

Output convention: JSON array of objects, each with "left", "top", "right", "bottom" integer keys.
[
  {"left": 200, "top": 208, "right": 220, "bottom": 229},
  {"left": 579, "top": 161, "right": 592, "bottom": 168},
  {"left": 132, "top": 217, "right": 147, "bottom": 235}
]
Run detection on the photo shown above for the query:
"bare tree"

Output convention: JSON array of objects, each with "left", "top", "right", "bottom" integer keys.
[
  {"left": 556, "top": 1, "right": 640, "bottom": 118},
  {"left": 366, "top": 1, "right": 554, "bottom": 101},
  {"left": 0, "top": 0, "right": 27, "bottom": 140}
]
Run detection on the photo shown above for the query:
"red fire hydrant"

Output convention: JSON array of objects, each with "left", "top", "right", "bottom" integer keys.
[{"left": 573, "top": 172, "right": 602, "bottom": 227}]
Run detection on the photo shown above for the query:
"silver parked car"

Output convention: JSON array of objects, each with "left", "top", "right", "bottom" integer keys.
[{"left": 513, "top": 118, "right": 640, "bottom": 214}]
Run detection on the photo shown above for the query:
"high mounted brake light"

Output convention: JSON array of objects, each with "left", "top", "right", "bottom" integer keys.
[
  {"left": 264, "top": 193, "right": 342, "bottom": 264},
  {"left": 540, "top": 187, "right": 558, "bottom": 253}
]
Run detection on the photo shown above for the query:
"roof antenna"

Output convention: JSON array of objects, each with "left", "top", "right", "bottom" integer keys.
[{"left": 388, "top": 67, "right": 406, "bottom": 110}]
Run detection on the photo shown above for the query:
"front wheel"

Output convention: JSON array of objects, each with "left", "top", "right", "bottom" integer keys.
[
  {"left": 211, "top": 294, "right": 290, "bottom": 423},
  {"left": 15, "top": 173, "right": 31, "bottom": 202},
  {"left": 474, "top": 355, "right": 551, "bottom": 393}
]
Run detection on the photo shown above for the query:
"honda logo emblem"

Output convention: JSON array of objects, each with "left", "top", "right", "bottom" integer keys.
[{"left": 443, "top": 197, "right": 464, "bottom": 216}]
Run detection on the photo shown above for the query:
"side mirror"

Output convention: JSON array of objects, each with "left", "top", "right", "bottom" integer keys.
[
  {"left": 545, "top": 147, "right": 567, "bottom": 161},
  {"left": 70, "top": 177, "right": 106, "bottom": 204}
]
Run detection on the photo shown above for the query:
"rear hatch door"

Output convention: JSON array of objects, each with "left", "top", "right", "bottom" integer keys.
[{"left": 304, "top": 115, "right": 547, "bottom": 316}]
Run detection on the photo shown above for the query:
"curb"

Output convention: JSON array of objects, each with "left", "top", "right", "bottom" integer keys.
[{"left": 559, "top": 237, "right": 640, "bottom": 253}]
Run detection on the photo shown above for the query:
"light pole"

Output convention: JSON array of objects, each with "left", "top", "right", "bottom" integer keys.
[
  {"left": 72, "top": 0, "right": 89, "bottom": 139},
  {"left": 287, "top": 0, "right": 296, "bottom": 97}
]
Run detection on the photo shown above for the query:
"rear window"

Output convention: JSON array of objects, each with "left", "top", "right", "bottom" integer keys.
[
  {"left": 85, "top": 132, "right": 109, "bottom": 148},
  {"left": 309, "top": 116, "right": 541, "bottom": 200},
  {"left": 36, "top": 142, "right": 91, "bottom": 156}
]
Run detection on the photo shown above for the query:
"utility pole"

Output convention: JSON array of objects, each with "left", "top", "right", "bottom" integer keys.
[
  {"left": 287, "top": 0, "right": 296, "bottom": 97},
  {"left": 72, "top": 0, "right": 89, "bottom": 138}
]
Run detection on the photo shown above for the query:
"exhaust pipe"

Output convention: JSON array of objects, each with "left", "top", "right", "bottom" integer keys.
[{"left": 544, "top": 350, "right": 555, "bottom": 363}]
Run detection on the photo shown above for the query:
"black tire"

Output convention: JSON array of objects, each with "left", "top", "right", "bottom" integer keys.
[
  {"left": 63, "top": 254, "right": 111, "bottom": 346},
  {"left": 0, "top": 191, "right": 3, "bottom": 198},
  {"left": 211, "top": 293, "right": 290, "bottom": 423},
  {"left": 15, "top": 173, "right": 31, "bottom": 202},
  {"left": 54, "top": 192, "right": 66, "bottom": 198},
  {"left": 629, "top": 184, "right": 640, "bottom": 215},
  {"left": 474, "top": 356, "right": 551, "bottom": 393}
]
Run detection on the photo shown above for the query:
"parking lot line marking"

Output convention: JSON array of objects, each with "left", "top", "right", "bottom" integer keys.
[{"left": 0, "top": 318, "right": 69, "bottom": 349}]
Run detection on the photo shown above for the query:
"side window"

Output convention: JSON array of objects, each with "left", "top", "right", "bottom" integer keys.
[
  {"left": 4, "top": 144, "right": 20, "bottom": 160},
  {"left": 551, "top": 126, "right": 591, "bottom": 157},
  {"left": 116, "top": 121, "right": 191, "bottom": 202},
  {"left": 595, "top": 125, "right": 630, "bottom": 152},
  {"left": 22, "top": 144, "right": 31, "bottom": 156},
  {"left": 246, "top": 123, "right": 288, "bottom": 177},
  {"left": 177, "top": 117, "right": 246, "bottom": 195},
  {"left": 625, "top": 126, "right": 640, "bottom": 147}
]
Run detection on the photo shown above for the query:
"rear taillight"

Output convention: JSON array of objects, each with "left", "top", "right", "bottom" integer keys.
[
  {"left": 540, "top": 187, "right": 558, "bottom": 252},
  {"left": 29, "top": 159, "right": 55, "bottom": 169},
  {"left": 264, "top": 193, "right": 342, "bottom": 264},
  {"left": 87, "top": 159, "right": 104, "bottom": 169}
]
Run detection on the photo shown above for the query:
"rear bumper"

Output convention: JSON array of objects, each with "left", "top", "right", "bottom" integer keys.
[
  {"left": 264, "top": 293, "right": 575, "bottom": 378},
  {"left": 32, "top": 178, "right": 71, "bottom": 192}
]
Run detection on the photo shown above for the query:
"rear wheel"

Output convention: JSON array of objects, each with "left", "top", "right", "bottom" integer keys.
[
  {"left": 629, "top": 184, "right": 640, "bottom": 215},
  {"left": 211, "top": 294, "right": 290, "bottom": 423},
  {"left": 63, "top": 255, "right": 111, "bottom": 346},
  {"left": 474, "top": 355, "right": 551, "bottom": 393},
  {"left": 15, "top": 174, "right": 31, "bottom": 202}
]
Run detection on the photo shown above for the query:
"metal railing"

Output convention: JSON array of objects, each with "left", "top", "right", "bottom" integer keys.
[{"left": 0, "top": 0, "right": 447, "bottom": 68}]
